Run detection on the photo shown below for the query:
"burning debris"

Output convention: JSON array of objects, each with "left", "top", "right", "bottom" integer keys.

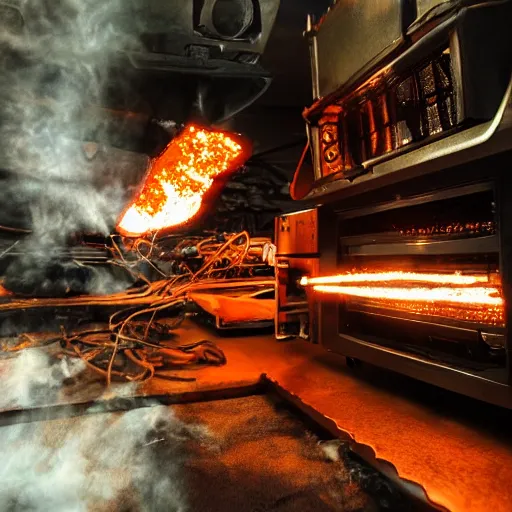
[{"left": 0, "top": 115, "right": 271, "bottom": 385}]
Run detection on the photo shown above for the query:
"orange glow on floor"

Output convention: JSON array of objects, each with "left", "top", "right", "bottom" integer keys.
[{"left": 117, "top": 124, "right": 251, "bottom": 237}]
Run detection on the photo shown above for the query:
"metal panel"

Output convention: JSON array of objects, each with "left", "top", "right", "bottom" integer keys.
[
  {"left": 275, "top": 209, "right": 319, "bottom": 256},
  {"left": 343, "top": 235, "right": 498, "bottom": 256},
  {"left": 347, "top": 298, "right": 506, "bottom": 334},
  {"left": 275, "top": 256, "right": 319, "bottom": 341},
  {"left": 416, "top": 0, "right": 455, "bottom": 18},
  {"left": 316, "top": 1, "right": 407, "bottom": 97},
  {"left": 336, "top": 182, "right": 492, "bottom": 219}
]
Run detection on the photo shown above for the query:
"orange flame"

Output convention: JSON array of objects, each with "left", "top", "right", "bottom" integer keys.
[
  {"left": 300, "top": 272, "right": 491, "bottom": 287},
  {"left": 300, "top": 271, "right": 505, "bottom": 325},
  {"left": 300, "top": 272, "right": 503, "bottom": 305},
  {"left": 117, "top": 124, "right": 251, "bottom": 237},
  {"left": 311, "top": 285, "right": 503, "bottom": 306}
]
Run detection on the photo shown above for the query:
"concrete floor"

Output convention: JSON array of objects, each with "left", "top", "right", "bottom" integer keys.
[
  {"left": 2, "top": 320, "right": 512, "bottom": 512},
  {"left": 173, "top": 395, "right": 377, "bottom": 512}
]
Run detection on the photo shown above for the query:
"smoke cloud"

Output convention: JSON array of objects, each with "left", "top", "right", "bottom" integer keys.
[
  {"left": 0, "top": 5, "right": 218, "bottom": 509},
  {"left": 0, "top": 403, "right": 212, "bottom": 512},
  {"left": 85, "top": 265, "right": 135, "bottom": 295},
  {"left": 0, "top": 347, "right": 214, "bottom": 511},
  {"left": 1, "top": 349, "right": 86, "bottom": 409},
  {"left": 0, "top": 0, "right": 145, "bottom": 291}
]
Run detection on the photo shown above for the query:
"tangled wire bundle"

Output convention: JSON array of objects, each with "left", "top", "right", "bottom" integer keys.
[
  {"left": 3, "top": 316, "right": 226, "bottom": 385},
  {"left": 0, "top": 231, "right": 273, "bottom": 385}
]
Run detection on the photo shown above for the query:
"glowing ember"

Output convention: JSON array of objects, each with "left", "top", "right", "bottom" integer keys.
[
  {"left": 312, "top": 285, "right": 503, "bottom": 306},
  {"left": 117, "top": 124, "right": 251, "bottom": 236}
]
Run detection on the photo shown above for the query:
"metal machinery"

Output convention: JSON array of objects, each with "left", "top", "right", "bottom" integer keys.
[
  {"left": 0, "top": 0, "right": 281, "bottom": 201},
  {"left": 0, "top": 0, "right": 280, "bottom": 128},
  {"left": 279, "top": 0, "right": 512, "bottom": 407},
  {"left": 275, "top": 209, "right": 319, "bottom": 340}
]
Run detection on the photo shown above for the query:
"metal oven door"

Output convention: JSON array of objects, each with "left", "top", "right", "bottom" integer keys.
[{"left": 314, "top": 179, "right": 512, "bottom": 407}]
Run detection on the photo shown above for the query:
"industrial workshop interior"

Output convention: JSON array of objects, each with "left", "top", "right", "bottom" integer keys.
[{"left": 1, "top": 0, "right": 512, "bottom": 510}]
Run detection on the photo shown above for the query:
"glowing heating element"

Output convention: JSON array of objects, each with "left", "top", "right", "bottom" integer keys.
[
  {"left": 300, "top": 272, "right": 490, "bottom": 287},
  {"left": 300, "top": 272, "right": 505, "bottom": 325},
  {"left": 117, "top": 124, "right": 251, "bottom": 237},
  {"left": 311, "top": 285, "right": 503, "bottom": 306},
  {"left": 301, "top": 272, "right": 503, "bottom": 305}
]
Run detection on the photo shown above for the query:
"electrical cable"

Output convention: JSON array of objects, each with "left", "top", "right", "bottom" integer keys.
[{"left": 0, "top": 230, "right": 273, "bottom": 384}]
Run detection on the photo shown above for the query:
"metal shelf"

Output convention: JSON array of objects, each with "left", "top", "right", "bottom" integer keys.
[{"left": 342, "top": 234, "right": 498, "bottom": 256}]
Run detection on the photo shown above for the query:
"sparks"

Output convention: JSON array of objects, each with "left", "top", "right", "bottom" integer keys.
[{"left": 117, "top": 124, "right": 251, "bottom": 237}]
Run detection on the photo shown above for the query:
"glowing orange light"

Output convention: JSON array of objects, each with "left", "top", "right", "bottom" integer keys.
[
  {"left": 300, "top": 271, "right": 505, "bottom": 325},
  {"left": 117, "top": 124, "right": 251, "bottom": 237},
  {"left": 312, "top": 285, "right": 503, "bottom": 306},
  {"left": 300, "top": 272, "right": 490, "bottom": 287}
]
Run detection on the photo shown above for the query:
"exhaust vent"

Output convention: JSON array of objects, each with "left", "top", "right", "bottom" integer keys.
[{"left": 195, "top": 0, "right": 260, "bottom": 41}]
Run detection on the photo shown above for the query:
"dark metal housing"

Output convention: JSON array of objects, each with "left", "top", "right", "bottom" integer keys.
[{"left": 290, "top": 0, "right": 512, "bottom": 407}]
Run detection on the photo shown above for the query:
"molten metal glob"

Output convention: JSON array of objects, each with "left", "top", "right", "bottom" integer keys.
[{"left": 117, "top": 124, "right": 251, "bottom": 237}]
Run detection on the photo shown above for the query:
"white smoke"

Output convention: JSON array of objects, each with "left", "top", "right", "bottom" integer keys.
[
  {"left": 0, "top": 347, "right": 214, "bottom": 511},
  {"left": 0, "top": 404, "right": 212, "bottom": 512},
  {"left": 0, "top": 0, "right": 144, "bottom": 288},
  {"left": 1, "top": 349, "right": 86, "bottom": 409},
  {"left": 85, "top": 265, "right": 135, "bottom": 295},
  {"left": 319, "top": 439, "right": 342, "bottom": 463},
  {"left": 0, "top": 5, "right": 216, "bottom": 508}
]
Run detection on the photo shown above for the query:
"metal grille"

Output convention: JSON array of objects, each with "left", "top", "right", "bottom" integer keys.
[{"left": 318, "top": 48, "right": 458, "bottom": 178}]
